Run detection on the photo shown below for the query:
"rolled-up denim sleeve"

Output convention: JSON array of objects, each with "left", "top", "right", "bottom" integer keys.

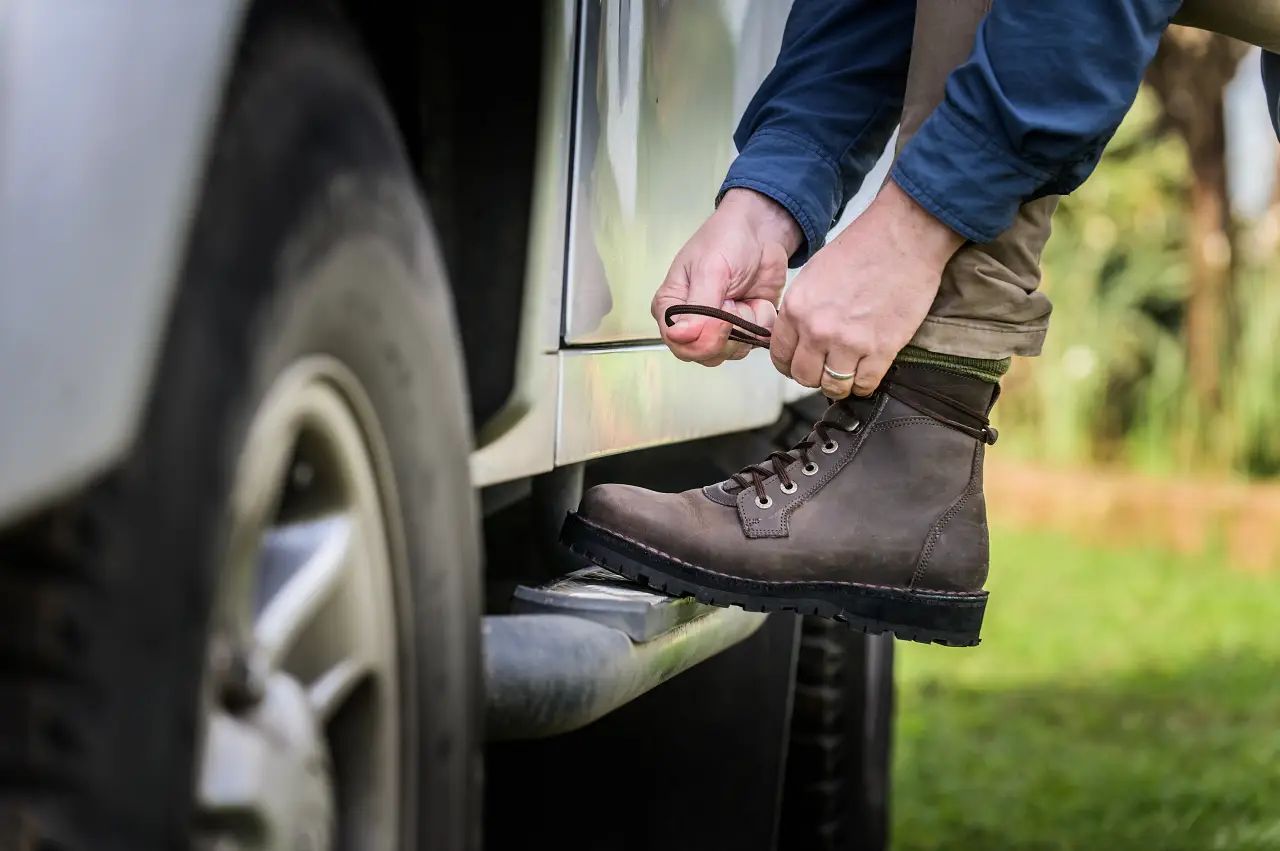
[
  {"left": 719, "top": 0, "right": 914, "bottom": 265},
  {"left": 892, "top": 0, "right": 1181, "bottom": 244}
]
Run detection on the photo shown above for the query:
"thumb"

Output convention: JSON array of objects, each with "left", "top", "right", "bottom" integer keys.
[
  {"left": 686, "top": 256, "right": 733, "bottom": 313},
  {"left": 662, "top": 311, "right": 708, "bottom": 345},
  {"left": 678, "top": 259, "right": 733, "bottom": 354},
  {"left": 653, "top": 259, "right": 733, "bottom": 362},
  {"left": 653, "top": 282, "right": 711, "bottom": 346}
]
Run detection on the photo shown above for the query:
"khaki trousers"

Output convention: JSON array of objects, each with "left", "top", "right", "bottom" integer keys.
[{"left": 900, "top": 0, "right": 1275, "bottom": 360}]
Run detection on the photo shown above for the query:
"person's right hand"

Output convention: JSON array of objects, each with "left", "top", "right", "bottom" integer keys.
[{"left": 651, "top": 188, "right": 803, "bottom": 366}]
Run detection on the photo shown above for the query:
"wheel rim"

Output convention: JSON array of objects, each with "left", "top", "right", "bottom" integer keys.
[{"left": 195, "top": 356, "right": 404, "bottom": 851}]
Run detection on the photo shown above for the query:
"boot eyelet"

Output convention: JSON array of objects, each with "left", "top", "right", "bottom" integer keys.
[
  {"left": 780, "top": 482, "right": 798, "bottom": 495},
  {"left": 821, "top": 440, "right": 839, "bottom": 454},
  {"left": 846, "top": 420, "right": 862, "bottom": 433},
  {"left": 754, "top": 495, "right": 773, "bottom": 510},
  {"left": 802, "top": 462, "right": 819, "bottom": 476}
]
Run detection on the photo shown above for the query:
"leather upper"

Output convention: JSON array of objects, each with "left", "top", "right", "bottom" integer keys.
[{"left": 578, "top": 364, "right": 997, "bottom": 593}]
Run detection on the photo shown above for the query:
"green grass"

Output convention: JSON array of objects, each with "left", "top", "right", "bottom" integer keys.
[{"left": 892, "top": 529, "right": 1280, "bottom": 851}]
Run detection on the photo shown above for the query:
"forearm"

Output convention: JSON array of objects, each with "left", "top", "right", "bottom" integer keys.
[
  {"left": 892, "top": 0, "right": 1181, "bottom": 243},
  {"left": 720, "top": 0, "right": 915, "bottom": 264}
]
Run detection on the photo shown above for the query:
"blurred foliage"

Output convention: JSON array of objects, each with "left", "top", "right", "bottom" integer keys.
[{"left": 995, "top": 87, "right": 1280, "bottom": 477}]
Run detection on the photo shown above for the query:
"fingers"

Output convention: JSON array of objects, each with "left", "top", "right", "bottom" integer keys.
[
  {"left": 819, "top": 354, "right": 860, "bottom": 400},
  {"left": 851, "top": 352, "right": 894, "bottom": 397},
  {"left": 722, "top": 299, "right": 776, "bottom": 361},
  {"left": 769, "top": 311, "right": 799, "bottom": 377},
  {"left": 789, "top": 341, "right": 826, "bottom": 389},
  {"left": 739, "top": 298, "right": 779, "bottom": 335}
]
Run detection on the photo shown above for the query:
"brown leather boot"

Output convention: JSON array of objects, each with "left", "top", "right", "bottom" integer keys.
[{"left": 560, "top": 363, "right": 1001, "bottom": 646}]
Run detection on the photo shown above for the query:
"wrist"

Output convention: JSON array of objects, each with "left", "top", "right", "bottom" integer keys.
[
  {"left": 874, "top": 179, "right": 965, "bottom": 268},
  {"left": 719, "top": 188, "right": 804, "bottom": 257}
]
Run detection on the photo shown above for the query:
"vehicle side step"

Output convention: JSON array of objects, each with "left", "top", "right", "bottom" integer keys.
[
  {"left": 511, "top": 565, "right": 710, "bottom": 641},
  {"left": 484, "top": 567, "right": 767, "bottom": 741}
]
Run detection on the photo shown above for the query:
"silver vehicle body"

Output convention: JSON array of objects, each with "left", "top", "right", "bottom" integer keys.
[
  {"left": 0, "top": 0, "right": 791, "bottom": 525},
  {"left": 0, "top": 1, "right": 246, "bottom": 525}
]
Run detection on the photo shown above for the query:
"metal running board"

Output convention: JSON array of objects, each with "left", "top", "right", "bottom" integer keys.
[
  {"left": 511, "top": 565, "right": 708, "bottom": 641},
  {"left": 484, "top": 568, "right": 767, "bottom": 740}
]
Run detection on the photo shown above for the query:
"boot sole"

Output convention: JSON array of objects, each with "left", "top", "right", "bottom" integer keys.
[{"left": 560, "top": 512, "right": 986, "bottom": 647}]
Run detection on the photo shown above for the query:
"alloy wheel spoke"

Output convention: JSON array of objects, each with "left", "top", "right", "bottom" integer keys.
[
  {"left": 197, "top": 359, "right": 403, "bottom": 851},
  {"left": 255, "top": 511, "right": 388, "bottom": 723},
  {"left": 255, "top": 513, "right": 356, "bottom": 671}
]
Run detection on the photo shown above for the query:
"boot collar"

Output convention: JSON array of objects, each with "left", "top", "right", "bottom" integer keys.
[{"left": 878, "top": 364, "right": 1000, "bottom": 445}]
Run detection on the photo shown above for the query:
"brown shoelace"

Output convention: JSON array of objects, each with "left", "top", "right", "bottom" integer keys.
[
  {"left": 727, "top": 410, "right": 857, "bottom": 502},
  {"left": 664, "top": 304, "right": 999, "bottom": 501}
]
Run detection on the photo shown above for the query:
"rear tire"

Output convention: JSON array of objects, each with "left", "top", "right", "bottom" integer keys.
[
  {"left": 0, "top": 10, "right": 479, "bottom": 850},
  {"left": 779, "top": 622, "right": 894, "bottom": 851},
  {"left": 775, "top": 394, "right": 896, "bottom": 851}
]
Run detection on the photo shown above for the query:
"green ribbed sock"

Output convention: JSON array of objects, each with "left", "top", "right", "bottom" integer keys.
[{"left": 896, "top": 345, "right": 1009, "bottom": 384}]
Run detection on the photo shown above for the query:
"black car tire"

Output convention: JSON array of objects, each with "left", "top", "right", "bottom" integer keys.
[
  {"left": 0, "top": 9, "right": 479, "bottom": 850},
  {"left": 776, "top": 395, "right": 896, "bottom": 851}
]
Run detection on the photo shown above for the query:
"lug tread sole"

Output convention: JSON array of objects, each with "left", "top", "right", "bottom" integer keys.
[{"left": 560, "top": 512, "right": 985, "bottom": 647}]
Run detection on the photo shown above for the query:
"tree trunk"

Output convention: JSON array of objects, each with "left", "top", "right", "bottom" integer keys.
[
  {"left": 1145, "top": 27, "right": 1248, "bottom": 412},
  {"left": 1184, "top": 96, "right": 1233, "bottom": 411}
]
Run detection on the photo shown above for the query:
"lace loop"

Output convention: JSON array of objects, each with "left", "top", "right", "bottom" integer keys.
[{"left": 665, "top": 304, "right": 772, "bottom": 349}]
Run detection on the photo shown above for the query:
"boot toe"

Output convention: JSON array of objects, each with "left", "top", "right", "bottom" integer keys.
[
  {"left": 575, "top": 483, "right": 721, "bottom": 566},
  {"left": 576, "top": 483, "right": 656, "bottom": 533}
]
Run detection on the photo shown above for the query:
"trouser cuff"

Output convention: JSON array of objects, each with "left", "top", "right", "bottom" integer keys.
[{"left": 909, "top": 315, "right": 1048, "bottom": 360}]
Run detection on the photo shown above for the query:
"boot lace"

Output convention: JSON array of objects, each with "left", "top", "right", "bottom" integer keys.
[
  {"left": 664, "top": 304, "right": 999, "bottom": 504},
  {"left": 725, "top": 407, "right": 860, "bottom": 503}
]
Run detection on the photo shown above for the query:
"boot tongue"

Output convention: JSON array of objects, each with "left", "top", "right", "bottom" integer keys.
[{"left": 818, "top": 393, "right": 878, "bottom": 432}]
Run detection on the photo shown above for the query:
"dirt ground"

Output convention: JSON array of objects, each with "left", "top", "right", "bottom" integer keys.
[{"left": 985, "top": 459, "right": 1280, "bottom": 572}]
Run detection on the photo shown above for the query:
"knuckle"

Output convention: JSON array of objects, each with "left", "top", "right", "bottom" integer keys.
[
  {"left": 799, "top": 316, "right": 829, "bottom": 341},
  {"left": 837, "top": 331, "right": 869, "bottom": 354},
  {"left": 852, "top": 376, "right": 879, "bottom": 395}
]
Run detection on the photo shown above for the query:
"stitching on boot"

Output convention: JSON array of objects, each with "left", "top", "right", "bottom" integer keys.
[
  {"left": 910, "top": 443, "right": 984, "bottom": 589},
  {"left": 574, "top": 513, "right": 987, "bottom": 597}
]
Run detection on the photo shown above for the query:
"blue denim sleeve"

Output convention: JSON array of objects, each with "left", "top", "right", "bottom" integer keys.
[
  {"left": 892, "top": 0, "right": 1181, "bottom": 244},
  {"left": 1263, "top": 52, "right": 1280, "bottom": 140},
  {"left": 719, "top": 0, "right": 914, "bottom": 265}
]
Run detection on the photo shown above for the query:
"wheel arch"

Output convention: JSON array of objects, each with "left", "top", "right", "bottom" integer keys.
[
  {"left": 342, "top": 2, "right": 547, "bottom": 429},
  {"left": 0, "top": 0, "right": 546, "bottom": 526}
]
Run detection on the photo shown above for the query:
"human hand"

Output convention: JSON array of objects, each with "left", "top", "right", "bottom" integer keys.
[
  {"left": 769, "top": 180, "right": 964, "bottom": 398},
  {"left": 651, "top": 188, "right": 802, "bottom": 366}
]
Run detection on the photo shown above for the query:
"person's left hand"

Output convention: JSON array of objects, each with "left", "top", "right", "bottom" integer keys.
[{"left": 769, "top": 180, "right": 964, "bottom": 399}]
